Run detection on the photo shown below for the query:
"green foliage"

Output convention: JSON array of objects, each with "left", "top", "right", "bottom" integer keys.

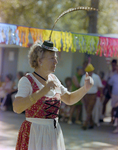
[
  {"left": 0, "top": 0, "right": 118, "bottom": 34},
  {"left": 98, "top": 0, "right": 118, "bottom": 34}
]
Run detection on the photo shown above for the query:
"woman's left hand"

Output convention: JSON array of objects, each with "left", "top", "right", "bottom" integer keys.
[{"left": 84, "top": 72, "right": 94, "bottom": 92}]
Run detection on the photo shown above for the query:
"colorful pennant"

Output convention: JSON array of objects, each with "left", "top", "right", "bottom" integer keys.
[{"left": 0, "top": 23, "right": 118, "bottom": 57}]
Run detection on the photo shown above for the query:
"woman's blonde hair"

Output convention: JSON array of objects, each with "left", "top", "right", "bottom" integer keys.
[{"left": 28, "top": 41, "right": 47, "bottom": 69}]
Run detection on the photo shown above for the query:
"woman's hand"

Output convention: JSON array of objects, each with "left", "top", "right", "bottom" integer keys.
[
  {"left": 84, "top": 72, "right": 94, "bottom": 92},
  {"left": 44, "top": 80, "right": 57, "bottom": 93}
]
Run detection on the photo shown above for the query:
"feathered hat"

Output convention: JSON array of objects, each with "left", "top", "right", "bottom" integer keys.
[{"left": 41, "top": 6, "right": 98, "bottom": 52}]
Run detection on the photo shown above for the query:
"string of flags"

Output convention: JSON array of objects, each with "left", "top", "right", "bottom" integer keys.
[{"left": 0, "top": 23, "right": 118, "bottom": 57}]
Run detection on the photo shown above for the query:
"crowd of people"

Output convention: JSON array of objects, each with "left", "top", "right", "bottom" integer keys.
[
  {"left": 0, "top": 71, "right": 25, "bottom": 111},
  {"left": 0, "top": 59, "right": 118, "bottom": 134},
  {"left": 59, "top": 59, "right": 118, "bottom": 133}
]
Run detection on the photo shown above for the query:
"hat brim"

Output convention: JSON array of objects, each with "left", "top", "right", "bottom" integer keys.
[
  {"left": 36, "top": 41, "right": 58, "bottom": 52},
  {"left": 51, "top": 47, "right": 58, "bottom": 52},
  {"left": 41, "top": 44, "right": 58, "bottom": 52}
]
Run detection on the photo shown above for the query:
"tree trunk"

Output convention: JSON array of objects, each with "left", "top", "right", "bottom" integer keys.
[{"left": 88, "top": 0, "right": 99, "bottom": 33}]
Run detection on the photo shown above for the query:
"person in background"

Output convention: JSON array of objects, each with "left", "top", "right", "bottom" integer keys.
[
  {"left": 59, "top": 77, "right": 72, "bottom": 122},
  {"left": 80, "top": 63, "right": 103, "bottom": 130},
  {"left": 13, "top": 40, "right": 94, "bottom": 150},
  {"left": 102, "top": 59, "right": 117, "bottom": 123},
  {"left": 68, "top": 66, "right": 83, "bottom": 124},
  {"left": 0, "top": 74, "right": 13, "bottom": 111},
  {"left": 113, "top": 102, "right": 118, "bottom": 133},
  {"left": 24, "top": 71, "right": 30, "bottom": 75},
  {"left": 108, "top": 65, "right": 118, "bottom": 133},
  {"left": 0, "top": 75, "right": 2, "bottom": 87},
  {"left": 11, "top": 71, "right": 24, "bottom": 102},
  {"left": 82, "top": 60, "right": 88, "bottom": 74},
  {"left": 65, "top": 77, "right": 72, "bottom": 92},
  {"left": 97, "top": 71, "right": 107, "bottom": 123},
  {"left": 13, "top": 71, "right": 24, "bottom": 91},
  {"left": 92, "top": 71, "right": 106, "bottom": 126},
  {"left": 0, "top": 75, "right": 2, "bottom": 105},
  {"left": 0, "top": 72, "right": 24, "bottom": 111}
]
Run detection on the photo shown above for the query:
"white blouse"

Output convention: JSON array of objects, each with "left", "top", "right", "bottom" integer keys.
[{"left": 15, "top": 73, "right": 67, "bottom": 98}]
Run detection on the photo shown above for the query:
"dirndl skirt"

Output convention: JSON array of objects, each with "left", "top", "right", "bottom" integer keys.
[{"left": 26, "top": 117, "right": 66, "bottom": 150}]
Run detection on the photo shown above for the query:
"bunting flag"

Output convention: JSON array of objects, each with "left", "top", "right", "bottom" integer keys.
[
  {"left": 0, "top": 23, "right": 17, "bottom": 45},
  {"left": 72, "top": 34, "right": 99, "bottom": 54},
  {"left": 43, "top": 30, "right": 73, "bottom": 52},
  {"left": 0, "top": 23, "right": 118, "bottom": 58},
  {"left": 51, "top": 31, "right": 62, "bottom": 51},
  {"left": 30, "top": 28, "right": 43, "bottom": 42},
  {"left": 61, "top": 31, "right": 73, "bottom": 52},
  {"left": 17, "top": 26, "right": 29, "bottom": 47},
  {"left": 97, "top": 37, "right": 118, "bottom": 57}
]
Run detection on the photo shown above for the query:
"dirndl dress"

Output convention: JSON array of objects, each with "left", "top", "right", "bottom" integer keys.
[{"left": 15, "top": 74, "right": 66, "bottom": 150}]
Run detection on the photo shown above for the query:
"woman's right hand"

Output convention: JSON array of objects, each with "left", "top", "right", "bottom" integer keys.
[{"left": 44, "top": 80, "right": 57, "bottom": 93}]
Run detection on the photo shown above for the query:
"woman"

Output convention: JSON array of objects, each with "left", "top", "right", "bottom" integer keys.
[
  {"left": 59, "top": 77, "right": 72, "bottom": 122},
  {"left": 0, "top": 74, "right": 13, "bottom": 110},
  {"left": 1, "top": 72, "right": 24, "bottom": 111},
  {"left": 12, "top": 71, "right": 24, "bottom": 93},
  {"left": 108, "top": 65, "right": 118, "bottom": 133},
  {"left": 13, "top": 40, "right": 94, "bottom": 150},
  {"left": 68, "top": 66, "right": 83, "bottom": 124},
  {"left": 113, "top": 103, "right": 118, "bottom": 133},
  {"left": 0, "top": 74, "right": 13, "bottom": 98},
  {"left": 5, "top": 72, "right": 25, "bottom": 110}
]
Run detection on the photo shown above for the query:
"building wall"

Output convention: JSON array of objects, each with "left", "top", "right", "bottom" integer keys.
[
  {"left": 91, "top": 55, "right": 109, "bottom": 75},
  {"left": 54, "top": 51, "right": 73, "bottom": 85},
  {"left": 17, "top": 47, "right": 33, "bottom": 74},
  {"left": 71, "top": 51, "right": 85, "bottom": 76},
  {"left": 0, "top": 47, "right": 19, "bottom": 80}
]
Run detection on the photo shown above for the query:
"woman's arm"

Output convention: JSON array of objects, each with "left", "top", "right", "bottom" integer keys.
[
  {"left": 61, "top": 86, "right": 87, "bottom": 105},
  {"left": 13, "top": 80, "right": 57, "bottom": 114},
  {"left": 61, "top": 72, "right": 94, "bottom": 105}
]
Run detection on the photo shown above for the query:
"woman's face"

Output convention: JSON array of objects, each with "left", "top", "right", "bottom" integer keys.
[
  {"left": 77, "top": 69, "right": 83, "bottom": 76},
  {"left": 65, "top": 80, "right": 71, "bottom": 87},
  {"left": 40, "top": 51, "right": 58, "bottom": 73}
]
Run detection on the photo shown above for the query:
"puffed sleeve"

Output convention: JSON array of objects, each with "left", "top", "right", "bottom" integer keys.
[
  {"left": 15, "top": 77, "right": 32, "bottom": 98},
  {"left": 52, "top": 74, "right": 68, "bottom": 96}
]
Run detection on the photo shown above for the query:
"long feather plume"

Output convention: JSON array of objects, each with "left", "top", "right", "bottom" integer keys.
[{"left": 49, "top": 6, "right": 98, "bottom": 41}]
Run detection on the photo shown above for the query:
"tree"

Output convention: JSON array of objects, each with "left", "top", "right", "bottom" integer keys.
[
  {"left": 98, "top": 0, "right": 118, "bottom": 34},
  {"left": 88, "top": 0, "right": 99, "bottom": 33},
  {"left": 0, "top": 0, "right": 118, "bottom": 34}
]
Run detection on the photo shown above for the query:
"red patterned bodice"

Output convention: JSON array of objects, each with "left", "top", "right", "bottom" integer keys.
[
  {"left": 16, "top": 74, "right": 61, "bottom": 150},
  {"left": 25, "top": 74, "right": 61, "bottom": 119}
]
